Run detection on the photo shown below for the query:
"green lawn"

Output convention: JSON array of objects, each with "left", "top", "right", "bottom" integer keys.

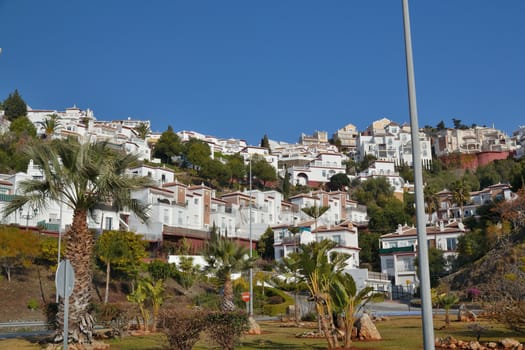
[{"left": 2, "top": 316, "right": 524, "bottom": 350}]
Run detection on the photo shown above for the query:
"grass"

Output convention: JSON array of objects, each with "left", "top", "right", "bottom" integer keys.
[{"left": 2, "top": 316, "right": 524, "bottom": 350}]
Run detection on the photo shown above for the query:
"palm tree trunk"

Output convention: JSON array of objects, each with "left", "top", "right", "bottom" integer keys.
[
  {"left": 221, "top": 275, "right": 235, "bottom": 311},
  {"left": 56, "top": 209, "right": 95, "bottom": 344},
  {"left": 315, "top": 301, "right": 337, "bottom": 349},
  {"left": 104, "top": 261, "right": 111, "bottom": 304}
]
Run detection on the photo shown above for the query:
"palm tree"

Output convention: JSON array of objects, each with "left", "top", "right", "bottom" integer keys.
[
  {"left": 37, "top": 114, "right": 61, "bottom": 139},
  {"left": 134, "top": 122, "right": 150, "bottom": 140},
  {"left": 143, "top": 279, "right": 165, "bottom": 332},
  {"left": 3, "top": 139, "right": 153, "bottom": 343},
  {"left": 205, "top": 237, "right": 254, "bottom": 311},
  {"left": 330, "top": 273, "right": 383, "bottom": 348},
  {"left": 451, "top": 178, "right": 471, "bottom": 220},
  {"left": 424, "top": 183, "right": 440, "bottom": 224},
  {"left": 290, "top": 240, "right": 348, "bottom": 349},
  {"left": 437, "top": 293, "right": 459, "bottom": 328},
  {"left": 301, "top": 204, "right": 330, "bottom": 230},
  {"left": 127, "top": 279, "right": 150, "bottom": 332}
]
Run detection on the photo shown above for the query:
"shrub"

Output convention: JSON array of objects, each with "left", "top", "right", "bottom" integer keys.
[
  {"left": 466, "top": 287, "right": 481, "bottom": 302},
  {"left": 94, "top": 303, "right": 130, "bottom": 337},
  {"left": 262, "top": 287, "right": 294, "bottom": 316},
  {"left": 148, "top": 260, "right": 174, "bottom": 281},
  {"left": 44, "top": 302, "right": 58, "bottom": 329},
  {"left": 161, "top": 308, "right": 208, "bottom": 350},
  {"left": 267, "top": 295, "right": 284, "bottom": 304},
  {"left": 193, "top": 292, "right": 221, "bottom": 310},
  {"left": 206, "top": 311, "right": 249, "bottom": 350},
  {"left": 301, "top": 312, "right": 317, "bottom": 322},
  {"left": 27, "top": 298, "right": 39, "bottom": 311}
]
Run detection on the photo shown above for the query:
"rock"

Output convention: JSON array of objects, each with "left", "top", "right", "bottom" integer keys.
[
  {"left": 487, "top": 342, "right": 498, "bottom": 349},
  {"left": 354, "top": 313, "right": 381, "bottom": 340},
  {"left": 458, "top": 304, "right": 477, "bottom": 322},
  {"left": 246, "top": 316, "right": 262, "bottom": 335},
  {"left": 468, "top": 340, "right": 481, "bottom": 350},
  {"left": 501, "top": 338, "right": 521, "bottom": 349}
]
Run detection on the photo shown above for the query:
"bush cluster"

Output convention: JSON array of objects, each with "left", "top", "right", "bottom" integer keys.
[{"left": 160, "top": 308, "right": 248, "bottom": 350}]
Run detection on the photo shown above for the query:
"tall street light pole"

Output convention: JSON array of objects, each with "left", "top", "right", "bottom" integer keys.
[
  {"left": 248, "top": 158, "right": 253, "bottom": 317},
  {"left": 401, "top": 1, "right": 435, "bottom": 349}
]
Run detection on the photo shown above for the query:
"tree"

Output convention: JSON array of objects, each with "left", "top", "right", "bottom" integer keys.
[
  {"left": 225, "top": 154, "right": 246, "bottom": 187},
  {"left": 424, "top": 183, "right": 440, "bottom": 223},
  {"left": 133, "top": 122, "right": 150, "bottom": 140},
  {"left": 451, "top": 177, "right": 471, "bottom": 220},
  {"left": 2, "top": 139, "right": 153, "bottom": 343},
  {"left": 330, "top": 273, "right": 383, "bottom": 348},
  {"left": 281, "top": 171, "right": 291, "bottom": 199},
  {"left": 205, "top": 237, "right": 254, "bottom": 311},
  {"left": 0, "top": 227, "right": 40, "bottom": 281},
  {"left": 256, "top": 227, "right": 274, "bottom": 260},
  {"left": 9, "top": 116, "right": 37, "bottom": 138},
  {"left": 436, "top": 120, "right": 446, "bottom": 130},
  {"left": 427, "top": 247, "right": 447, "bottom": 288},
  {"left": 183, "top": 138, "right": 211, "bottom": 169},
  {"left": 290, "top": 240, "right": 348, "bottom": 349},
  {"left": 37, "top": 114, "right": 61, "bottom": 139},
  {"left": 153, "top": 125, "right": 183, "bottom": 164},
  {"left": 326, "top": 173, "right": 350, "bottom": 191},
  {"left": 436, "top": 293, "right": 459, "bottom": 328},
  {"left": 260, "top": 134, "right": 270, "bottom": 150},
  {"left": 301, "top": 205, "right": 330, "bottom": 230},
  {"left": 200, "top": 159, "right": 231, "bottom": 187},
  {"left": 142, "top": 278, "right": 165, "bottom": 332},
  {"left": 250, "top": 155, "right": 276, "bottom": 188},
  {"left": 95, "top": 230, "right": 147, "bottom": 304},
  {"left": 3, "top": 89, "right": 27, "bottom": 121},
  {"left": 358, "top": 232, "right": 381, "bottom": 270},
  {"left": 127, "top": 279, "right": 150, "bottom": 332},
  {"left": 352, "top": 177, "right": 393, "bottom": 206}
]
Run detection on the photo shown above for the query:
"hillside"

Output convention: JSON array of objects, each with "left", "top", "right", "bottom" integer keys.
[{"left": 443, "top": 238, "right": 525, "bottom": 299}]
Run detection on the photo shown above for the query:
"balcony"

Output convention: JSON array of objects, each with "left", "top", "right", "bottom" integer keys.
[{"left": 379, "top": 245, "right": 415, "bottom": 254}]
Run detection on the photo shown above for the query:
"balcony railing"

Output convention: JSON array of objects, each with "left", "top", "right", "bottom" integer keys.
[{"left": 379, "top": 245, "right": 415, "bottom": 254}]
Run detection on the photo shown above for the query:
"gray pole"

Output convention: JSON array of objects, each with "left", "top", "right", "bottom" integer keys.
[
  {"left": 401, "top": 1, "right": 435, "bottom": 349},
  {"left": 249, "top": 158, "right": 253, "bottom": 316},
  {"left": 56, "top": 200, "right": 63, "bottom": 303}
]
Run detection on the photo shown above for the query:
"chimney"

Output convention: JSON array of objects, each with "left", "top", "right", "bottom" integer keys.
[{"left": 397, "top": 224, "right": 403, "bottom": 235}]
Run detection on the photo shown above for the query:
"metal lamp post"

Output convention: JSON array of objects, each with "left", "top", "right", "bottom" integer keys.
[
  {"left": 401, "top": 1, "right": 435, "bottom": 349},
  {"left": 248, "top": 157, "right": 253, "bottom": 317}
]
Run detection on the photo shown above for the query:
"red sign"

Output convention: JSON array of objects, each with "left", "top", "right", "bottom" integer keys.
[{"left": 241, "top": 292, "right": 250, "bottom": 302}]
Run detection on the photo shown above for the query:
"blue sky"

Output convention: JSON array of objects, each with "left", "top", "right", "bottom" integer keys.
[{"left": 0, "top": 1, "right": 523, "bottom": 145}]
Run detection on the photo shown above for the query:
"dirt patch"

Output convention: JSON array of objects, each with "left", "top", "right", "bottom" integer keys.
[{"left": 0, "top": 266, "right": 55, "bottom": 322}]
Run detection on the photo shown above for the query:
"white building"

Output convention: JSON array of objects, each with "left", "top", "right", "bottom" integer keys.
[
  {"left": 286, "top": 152, "right": 347, "bottom": 186},
  {"left": 512, "top": 125, "right": 525, "bottom": 159},
  {"left": 379, "top": 221, "right": 466, "bottom": 286},
  {"left": 333, "top": 123, "right": 359, "bottom": 154},
  {"left": 273, "top": 225, "right": 360, "bottom": 270},
  {"left": 356, "top": 118, "right": 432, "bottom": 168},
  {"left": 433, "top": 126, "right": 516, "bottom": 157}
]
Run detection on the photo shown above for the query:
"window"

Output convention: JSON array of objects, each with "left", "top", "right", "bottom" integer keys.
[
  {"left": 333, "top": 235, "right": 341, "bottom": 245},
  {"left": 163, "top": 209, "right": 169, "bottom": 223},
  {"left": 386, "top": 259, "right": 394, "bottom": 269},
  {"left": 105, "top": 217, "right": 113, "bottom": 230},
  {"left": 194, "top": 198, "right": 199, "bottom": 205},
  {"left": 446, "top": 238, "right": 457, "bottom": 251},
  {"left": 398, "top": 257, "right": 414, "bottom": 272}
]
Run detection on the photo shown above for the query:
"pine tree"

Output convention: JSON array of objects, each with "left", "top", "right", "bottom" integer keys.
[{"left": 3, "top": 89, "right": 27, "bottom": 121}]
